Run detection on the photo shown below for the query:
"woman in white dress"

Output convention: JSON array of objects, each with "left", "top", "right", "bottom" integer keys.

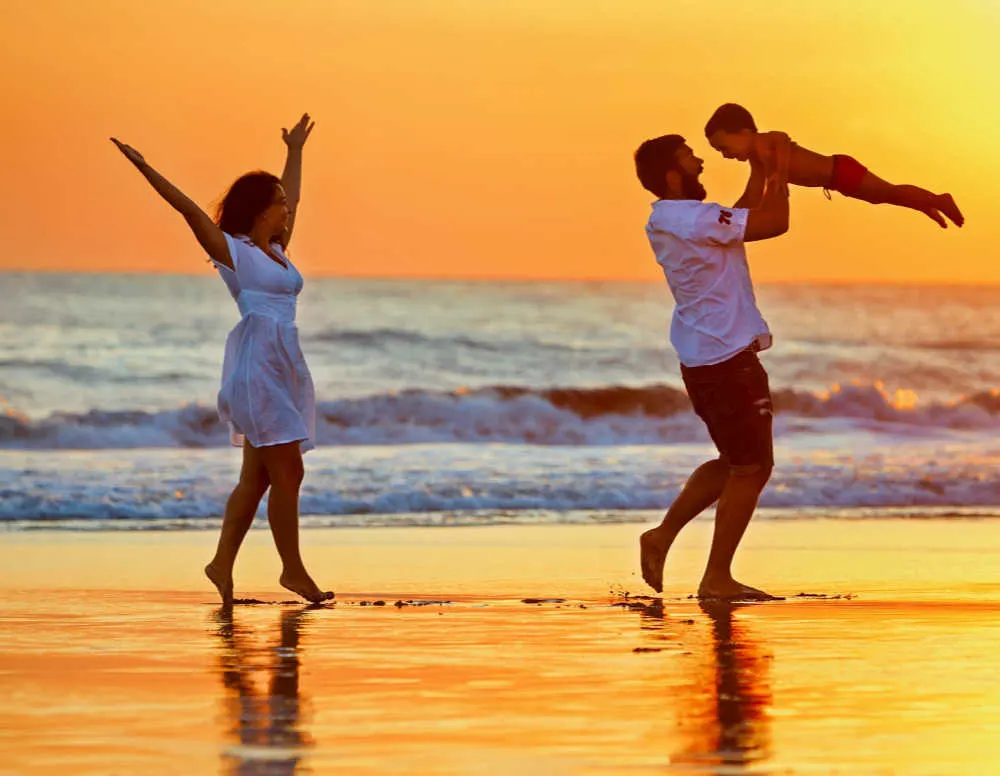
[{"left": 112, "top": 114, "right": 333, "bottom": 606}]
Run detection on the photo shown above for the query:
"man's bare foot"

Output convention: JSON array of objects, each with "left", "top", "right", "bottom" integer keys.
[
  {"left": 938, "top": 193, "right": 964, "bottom": 227},
  {"left": 922, "top": 208, "right": 948, "bottom": 228},
  {"left": 280, "top": 569, "right": 334, "bottom": 604},
  {"left": 697, "top": 576, "right": 782, "bottom": 602},
  {"left": 640, "top": 528, "right": 675, "bottom": 594},
  {"left": 205, "top": 562, "right": 233, "bottom": 608}
]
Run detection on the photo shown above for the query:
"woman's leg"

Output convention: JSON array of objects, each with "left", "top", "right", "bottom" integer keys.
[
  {"left": 206, "top": 441, "right": 271, "bottom": 607},
  {"left": 258, "top": 441, "right": 334, "bottom": 603},
  {"left": 853, "top": 171, "right": 962, "bottom": 227}
]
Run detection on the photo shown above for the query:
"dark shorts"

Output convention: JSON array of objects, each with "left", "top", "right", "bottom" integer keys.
[
  {"left": 830, "top": 154, "right": 868, "bottom": 196},
  {"left": 681, "top": 348, "right": 774, "bottom": 472}
]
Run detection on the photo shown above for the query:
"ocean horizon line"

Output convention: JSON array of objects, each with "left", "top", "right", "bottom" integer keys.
[{"left": 4, "top": 269, "right": 1000, "bottom": 289}]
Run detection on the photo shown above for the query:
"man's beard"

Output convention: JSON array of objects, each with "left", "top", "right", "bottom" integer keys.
[{"left": 681, "top": 171, "right": 707, "bottom": 201}]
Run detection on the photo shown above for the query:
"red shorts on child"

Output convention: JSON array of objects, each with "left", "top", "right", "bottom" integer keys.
[{"left": 830, "top": 154, "right": 868, "bottom": 196}]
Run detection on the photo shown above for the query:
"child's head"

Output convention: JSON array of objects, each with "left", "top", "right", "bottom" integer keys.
[{"left": 705, "top": 104, "right": 757, "bottom": 161}]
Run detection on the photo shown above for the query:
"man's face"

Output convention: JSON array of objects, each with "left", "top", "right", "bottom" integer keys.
[
  {"left": 707, "top": 129, "right": 754, "bottom": 161},
  {"left": 671, "top": 144, "right": 707, "bottom": 201}
]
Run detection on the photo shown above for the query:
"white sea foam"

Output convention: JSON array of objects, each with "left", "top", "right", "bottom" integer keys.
[{"left": 4, "top": 437, "right": 1000, "bottom": 527}]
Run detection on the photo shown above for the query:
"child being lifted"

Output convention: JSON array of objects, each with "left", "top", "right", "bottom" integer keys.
[{"left": 705, "top": 103, "right": 963, "bottom": 228}]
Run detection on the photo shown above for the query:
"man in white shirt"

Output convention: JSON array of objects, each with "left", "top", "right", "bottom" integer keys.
[{"left": 635, "top": 133, "right": 790, "bottom": 600}]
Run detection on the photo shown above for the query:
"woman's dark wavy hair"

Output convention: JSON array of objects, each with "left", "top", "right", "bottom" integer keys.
[{"left": 214, "top": 171, "right": 282, "bottom": 235}]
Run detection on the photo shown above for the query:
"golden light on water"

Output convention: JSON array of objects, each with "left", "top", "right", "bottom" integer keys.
[{"left": 891, "top": 388, "right": 919, "bottom": 412}]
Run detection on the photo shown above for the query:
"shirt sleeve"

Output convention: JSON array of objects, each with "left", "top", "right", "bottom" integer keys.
[
  {"left": 209, "top": 232, "right": 241, "bottom": 273},
  {"left": 687, "top": 203, "right": 749, "bottom": 246}
]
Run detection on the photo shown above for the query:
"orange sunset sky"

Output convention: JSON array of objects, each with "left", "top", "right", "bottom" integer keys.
[{"left": 1, "top": 0, "right": 998, "bottom": 282}]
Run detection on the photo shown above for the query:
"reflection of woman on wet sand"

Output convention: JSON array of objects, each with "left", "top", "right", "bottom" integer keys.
[
  {"left": 215, "top": 607, "right": 314, "bottom": 775},
  {"left": 636, "top": 601, "right": 772, "bottom": 771}
]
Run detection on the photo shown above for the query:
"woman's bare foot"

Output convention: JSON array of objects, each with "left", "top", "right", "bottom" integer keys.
[
  {"left": 697, "top": 575, "right": 782, "bottom": 602},
  {"left": 639, "top": 527, "right": 677, "bottom": 593},
  {"left": 280, "top": 569, "right": 334, "bottom": 604},
  {"left": 205, "top": 562, "right": 234, "bottom": 608},
  {"left": 938, "top": 193, "right": 964, "bottom": 227}
]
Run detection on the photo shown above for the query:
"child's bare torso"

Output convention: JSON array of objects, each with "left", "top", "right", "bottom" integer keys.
[{"left": 752, "top": 131, "right": 835, "bottom": 188}]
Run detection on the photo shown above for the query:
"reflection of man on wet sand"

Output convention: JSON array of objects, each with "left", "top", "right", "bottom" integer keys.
[
  {"left": 634, "top": 133, "right": 789, "bottom": 600},
  {"left": 215, "top": 607, "right": 314, "bottom": 775},
  {"left": 637, "top": 601, "right": 773, "bottom": 771}
]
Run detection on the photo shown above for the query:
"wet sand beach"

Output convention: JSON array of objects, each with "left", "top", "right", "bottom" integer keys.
[{"left": 2, "top": 519, "right": 1000, "bottom": 774}]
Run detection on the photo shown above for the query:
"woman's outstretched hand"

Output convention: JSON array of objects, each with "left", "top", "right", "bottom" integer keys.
[
  {"left": 281, "top": 113, "right": 315, "bottom": 150},
  {"left": 110, "top": 138, "right": 147, "bottom": 168}
]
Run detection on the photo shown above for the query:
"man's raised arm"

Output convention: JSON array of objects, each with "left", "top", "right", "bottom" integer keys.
[
  {"left": 744, "top": 135, "right": 790, "bottom": 242},
  {"left": 734, "top": 158, "right": 766, "bottom": 209}
]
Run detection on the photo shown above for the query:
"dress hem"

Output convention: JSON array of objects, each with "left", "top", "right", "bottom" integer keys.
[{"left": 228, "top": 433, "right": 312, "bottom": 451}]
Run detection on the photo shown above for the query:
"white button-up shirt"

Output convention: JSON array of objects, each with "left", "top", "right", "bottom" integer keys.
[{"left": 645, "top": 199, "right": 771, "bottom": 367}]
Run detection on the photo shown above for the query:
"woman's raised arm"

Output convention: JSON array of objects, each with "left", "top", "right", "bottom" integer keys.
[
  {"left": 279, "top": 113, "right": 315, "bottom": 249},
  {"left": 110, "top": 138, "right": 233, "bottom": 270}
]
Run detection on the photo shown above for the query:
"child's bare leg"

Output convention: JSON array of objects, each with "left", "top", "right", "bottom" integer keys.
[{"left": 853, "top": 172, "right": 962, "bottom": 227}]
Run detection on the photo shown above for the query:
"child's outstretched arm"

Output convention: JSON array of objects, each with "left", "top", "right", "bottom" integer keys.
[{"left": 110, "top": 138, "right": 232, "bottom": 270}]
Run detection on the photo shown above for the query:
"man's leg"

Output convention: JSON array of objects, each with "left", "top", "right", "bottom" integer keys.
[
  {"left": 697, "top": 463, "right": 777, "bottom": 600},
  {"left": 686, "top": 351, "right": 778, "bottom": 600},
  {"left": 640, "top": 458, "right": 729, "bottom": 593}
]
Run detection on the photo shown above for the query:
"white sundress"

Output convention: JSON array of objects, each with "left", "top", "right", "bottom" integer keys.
[{"left": 211, "top": 233, "right": 316, "bottom": 452}]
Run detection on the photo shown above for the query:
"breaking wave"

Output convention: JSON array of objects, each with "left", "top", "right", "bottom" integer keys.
[{"left": 3, "top": 381, "right": 1000, "bottom": 449}]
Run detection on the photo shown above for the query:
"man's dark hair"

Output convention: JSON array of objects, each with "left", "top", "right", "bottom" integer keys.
[
  {"left": 634, "top": 134, "right": 686, "bottom": 199},
  {"left": 704, "top": 103, "right": 757, "bottom": 138}
]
